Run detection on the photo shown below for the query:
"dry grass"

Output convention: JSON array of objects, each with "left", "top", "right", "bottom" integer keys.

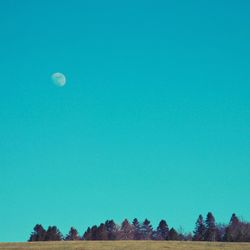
[{"left": 1, "top": 241, "right": 250, "bottom": 250}]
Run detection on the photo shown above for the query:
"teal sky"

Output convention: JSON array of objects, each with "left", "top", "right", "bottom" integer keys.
[{"left": 0, "top": 0, "right": 250, "bottom": 242}]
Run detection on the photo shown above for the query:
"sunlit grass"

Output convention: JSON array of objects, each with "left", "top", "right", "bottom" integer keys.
[{"left": 1, "top": 241, "right": 250, "bottom": 250}]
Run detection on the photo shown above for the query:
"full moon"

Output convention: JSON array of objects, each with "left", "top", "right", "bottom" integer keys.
[{"left": 51, "top": 72, "right": 66, "bottom": 87}]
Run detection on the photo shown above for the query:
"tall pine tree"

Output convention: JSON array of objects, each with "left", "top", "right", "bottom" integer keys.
[
  {"left": 65, "top": 227, "right": 80, "bottom": 240},
  {"left": 141, "top": 219, "right": 153, "bottom": 240},
  {"left": 224, "top": 213, "right": 240, "bottom": 242},
  {"left": 118, "top": 219, "right": 133, "bottom": 240},
  {"left": 204, "top": 212, "right": 216, "bottom": 241},
  {"left": 28, "top": 224, "right": 46, "bottom": 241},
  {"left": 83, "top": 227, "right": 92, "bottom": 240},
  {"left": 168, "top": 227, "right": 179, "bottom": 240},
  {"left": 105, "top": 220, "right": 117, "bottom": 240},
  {"left": 45, "top": 226, "right": 63, "bottom": 241},
  {"left": 193, "top": 215, "right": 206, "bottom": 241},
  {"left": 132, "top": 218, "right": 142, "bottom": 240},
  {"left": 155, "top": 220, "right": 169, "bottom": 240},
  {"left": 96, "top": 223, "right": 108, "bottom": 240}
]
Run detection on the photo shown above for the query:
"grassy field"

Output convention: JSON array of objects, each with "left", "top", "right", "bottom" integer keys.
[{"left": 1, "top": 241, "right": 250, "bottom": 250}]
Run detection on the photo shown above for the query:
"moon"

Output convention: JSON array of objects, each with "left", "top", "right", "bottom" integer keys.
[{"left": 51, "top": 72, "right": 66, "bottom": 87}]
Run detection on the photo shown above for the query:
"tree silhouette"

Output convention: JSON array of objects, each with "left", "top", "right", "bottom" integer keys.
[
  {"left": 141, "top": 219, "right": 153, "bottom": 240},
  {"left": 215, "top": 223, "right": 226, "bottom": 241},
  {"left": 96, "top": 223, "right": 108, "bottom": 240},
  {"left": 132, "top": 218, "right": 142, "bottom": 240},
  {"left": 168, "top": 227, "right": 178, "bottom": 240},
  {"left": 65, "top": 227, "right": 80, "bottom": 240},
  {"left": 193, "top": 215, "right": 206, "bottom": 241},
  {"left": 118, "top": 219, "right": 133, "bottom": 240},
  {"left": 89, "top": 225, "right": 98, "bottom": 240},
  {"left": 82, "top": 227, "right": 92, "bottom": 240},
  {"left": 224, "top": 213, "right": 243, "bottom": 242},
  {"left": 204, "top": 212, "right": 216, "bottom": 241},
  {"left": 155, "top": 220, "right": 169, "bottom": 240},
  {"left": 105, "top": 220, "right": 117, "bottom": 240},
  {"left": 45, "top": 226, "right": 63, "bottom": 241},
  {"left": 28, "top": 213, "right": 250, "bottom": 242},
  {"left": 28, "top": 224, "right": 46, "bottom": 241}
]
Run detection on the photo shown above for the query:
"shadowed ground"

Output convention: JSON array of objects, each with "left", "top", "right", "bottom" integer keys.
[{"left": 1, "top": 241, "right": 250, "bottom": 250}]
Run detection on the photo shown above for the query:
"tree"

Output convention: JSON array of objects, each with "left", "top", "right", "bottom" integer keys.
[
  {"left": 141, "top": 219, "right": 153, "bottom": 240},
  {"left": 230, "top": 213, "right": 240, "bottom": 226},
  {"left": 118, "top": 219, "right": 133, "bottom": 240},
  {"left": 215, "top": 223, "right": 226, "bottom": 241},
  {"left": 105, "top": 220, "right": 117, "bottom": 240},
  {"left": 168, "top": 227, "right": 178, "bottom": 240},
  {"left": 204, "top": 212, "right": 216, "bottom": 241},
  {"left": 96, "top": 223, "right": 108, "bottom": 240},
  {"left": 45, "top": 226, "right": 63, "bottom": 241},
  {"left": 28, "top": 224, "right": 46, "bottom": 241},
  {"left": 65, "top": 227, "right": 80, "bottom": 240},
  {"left": 193, "top": 215, "right": 206, "bottom": 241},
  {"left": 155, "top": 220, "right": 169, "bottom": 240},
  {"left": 83, "top": 227, "right": 92, "bottom": 240},
  {"left": 132, "top": 218, "right": 142, "bottom": 240},
  {"left": 90, "top": 225, "right": 98, "bottom": 240},
  {"left": 223, "top": 225, "right": 232, "bottom": 242},
  {"left": 224, "top": 213, "right": 243, "bottom": 242},
  {"left": 240, "top": 221, "right": 250, "bottom": 242}
]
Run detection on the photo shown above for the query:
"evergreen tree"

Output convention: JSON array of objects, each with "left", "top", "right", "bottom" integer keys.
[
  {"left": 45, "top": 226, "right": 63, "bottom": 241},
  {"left": 155, "top": 220, "right": 169, "bottom": 240},
  {"left": 223, "top": 225, "right": 232, "bottom": 242},
  {"left": 141, "top": 219, "right": 153, "bottom": 240},
  {"left": 223, "top": 213, "right": 241, "bottom": 242},
  {"left": 28, "top": 224, "right": 46, "bottom": 241},
  {"left": 215, "top": 223, "right": 226, "bottom": 241},
  {"left": 168, "top": 227, "right": 178, "bottom": 240},
  {"left": 193, "top": 215, "right": 206, "bottom": 241},
  {"left": 89, "top": 225, "right": 98, "bottom": 240},
  {"left": 118, "top": 219, "right": 133, "bottom": 240},
  {"left": 204, "top": 212, "right": 216, "bottom": 241},
  {"left": 230, "top": 213, "right": 240, "bottom": 226},
  {"left": 132, "top": 218, "right": 142, "bottom": 240},
  {"left": 96, "top": 223, "right": 108, "bottom": 240},
  {"left": 83, "top": 227, "right": 92, "bottom": 240},
  {"left": 65, "top": 227, "right": 80, "bottom": 240},
  {"left": 105, "top": 220, "right": 117, "bottom": 240},
  {"left": 27, "top": 213, "right": 250, "bottom": 242}
]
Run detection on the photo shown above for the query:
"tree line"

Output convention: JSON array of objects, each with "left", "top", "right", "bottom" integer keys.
[{"left": 28, "top": 212, "right": 250, "bottom": 242}]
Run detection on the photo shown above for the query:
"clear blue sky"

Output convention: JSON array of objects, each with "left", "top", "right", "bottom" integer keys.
[{"left": 0, "top": 0, "right": 250, "bottom": 242}]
